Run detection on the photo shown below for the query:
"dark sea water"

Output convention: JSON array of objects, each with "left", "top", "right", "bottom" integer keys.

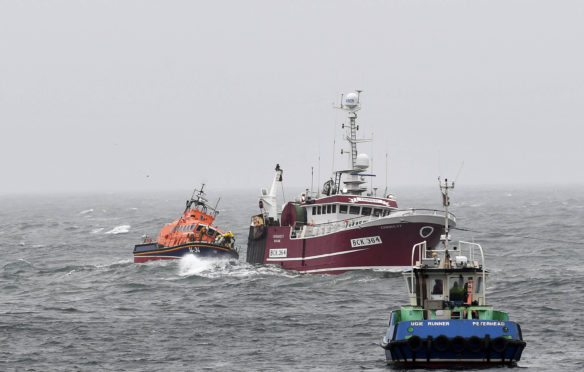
[{"left": 2, "top": 186, "right": 583, "bottom": 371}]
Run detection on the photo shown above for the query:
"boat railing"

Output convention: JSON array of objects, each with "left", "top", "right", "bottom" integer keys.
[
  {"left": 290, "top": 208, "right": 454, "bottom": 239},
  {"left": 411, "top": 240, "right": 487, "bottom": 305}
]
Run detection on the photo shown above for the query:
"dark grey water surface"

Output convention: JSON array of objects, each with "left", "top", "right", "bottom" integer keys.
[{"left": 2, "top": 186, "right": 583, "bottom": 371}]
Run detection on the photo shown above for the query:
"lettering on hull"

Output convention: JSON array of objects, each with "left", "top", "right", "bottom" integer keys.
[
  {"left": 350, "top": 235, "right": 382, "bottom": 248},
  {"left": 269, "top": 248, "right": 287, "bottom": 258}
]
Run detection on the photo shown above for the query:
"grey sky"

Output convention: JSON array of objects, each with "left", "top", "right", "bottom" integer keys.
[{"left": 1, "top": 1, "right": 583, "bottom": 194}]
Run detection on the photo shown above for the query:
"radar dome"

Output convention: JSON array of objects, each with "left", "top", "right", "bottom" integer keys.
[
  {"left": 355, "top": 153, "right": 370, "bottom": 170},
  {"left": 344, "top": 92, "right": 359, "bottom": 108}
]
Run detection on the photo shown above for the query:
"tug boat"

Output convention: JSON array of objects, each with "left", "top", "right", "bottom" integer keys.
[
  {"left": 133, "top": 185, "right": 238, "bottom": 263},
  {"left": 380, "top": 179, "right": 526, "bottom": 367},
  {"left": 246, "top": 91, "right": 455, "bottom": 274}
]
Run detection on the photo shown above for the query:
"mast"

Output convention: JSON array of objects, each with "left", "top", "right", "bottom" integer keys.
[
  {"left": 439, "top": 177, "right": 454, "bottom": 251},
  {"left": 335, "top": 90, "right": 372, "bottom": 195}
]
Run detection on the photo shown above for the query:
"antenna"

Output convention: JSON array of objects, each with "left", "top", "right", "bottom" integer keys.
[
  {"left": 318, "top": 152, "right": 321, "bottom": 196},
  {"left": 311, "top": 166, "right": 314, "bottom": 195},
  {"left": 438, "top": 177, "right": 454, "bottom": 251},
  {"left": 454, "top": 161, "right": 465, "bottom": 184}
]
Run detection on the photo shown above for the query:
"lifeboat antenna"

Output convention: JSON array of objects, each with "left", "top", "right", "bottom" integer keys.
[{"left": 438, "top": 177, "right": 454, "bottom": 251}]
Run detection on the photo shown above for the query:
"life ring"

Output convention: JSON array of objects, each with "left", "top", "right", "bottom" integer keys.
[
  {"left": 466, "top": 335, "right": 483, "bottom": 353},
  {"left": 451, "top": 336, "right": 465, "bottom": 354},
  {"left": 433, "top": 335, "right": 450, "bottom": 352},
  {"left": 406, "top": 335, "right": 423, "bottom": 353},
  {"left": 491, "top": 336, "right": 508, "bottom": 353}
]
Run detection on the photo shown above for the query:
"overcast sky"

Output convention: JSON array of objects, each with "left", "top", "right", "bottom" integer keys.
[{"left": 1, "top": 0, "right": 583, "bottom": 194}]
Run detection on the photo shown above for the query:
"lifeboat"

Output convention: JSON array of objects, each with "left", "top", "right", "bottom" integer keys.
[{"left": 133, "top": 184, "right": 239, "bottom": 263}]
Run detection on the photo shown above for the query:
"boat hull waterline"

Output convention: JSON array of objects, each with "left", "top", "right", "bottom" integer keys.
[
  {"left": 248, "top": 217, "right": 447, "bottom": 273},
  {"left": 133, "top": 242, "right": 239, "bottom": 263}
]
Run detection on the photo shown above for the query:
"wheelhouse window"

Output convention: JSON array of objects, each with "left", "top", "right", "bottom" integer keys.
[
  {"left": 207, "top": 228, "right": 216, "bottom": 237},
  {"left": 349, "top": 206, "right": 360, "bottom": 215},
  {"left": 327, "top": 205, "right": 332, "bottom": 213},
  {"left": 373, "top": 208, "right": 382, "bottom": 217},
  {"left": 332, "top": 205, "right": 336, "bottom": 213},
  {"left": 431, "top": 279, "right": 444, "bottom": 295},
  {"left": 383, "top": 210, "right": 390, "bottom": 216},
  {"left": 339, "top": 205, "right": 348, "bottom": 214},
  {"left": 449, "top": 277, "right": 466, "bottom": 301},
  {"left": 312, "top": 207, "right": 316, "bottom": 215},
  {"left": 361, "top": 207, "right": 372, "bottom": 216}
]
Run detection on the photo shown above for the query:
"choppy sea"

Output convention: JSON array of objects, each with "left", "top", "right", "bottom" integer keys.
[{"left": 2, "top": 186, "right": 583, "bottom": 371}]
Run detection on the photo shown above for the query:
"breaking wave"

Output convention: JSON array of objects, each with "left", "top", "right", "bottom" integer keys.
[{"left": 104, "top": 225, "right": 130, "bottom": 234}]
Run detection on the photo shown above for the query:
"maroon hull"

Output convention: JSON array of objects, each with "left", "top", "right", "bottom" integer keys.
[
  {"left": 253, "top": 220, "right": 444, "bottom": 274},
  {"left": 247, "top": 92, "right": 455, "bottom": 274}
]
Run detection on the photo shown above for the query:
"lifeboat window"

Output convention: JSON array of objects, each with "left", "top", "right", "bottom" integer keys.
[
  {"left": 195, "top": 225, "right": 205, "bottom": 232},
  {"left": 332, "top": 205, "right": 336, "bottom": 213},
  {"left": 373, "top": 208, "right": 382, "bottom": 217},
  {"left": 327, "top": 205, "right": 332, "bottom": 213},
  {"left": 339, "top": 205, "right": 348, "bottom": 214},
  {"left": 349, "top": 206, "right": 360, "bottom": 215},
  {"left": 361, "top": 207, "right": 372, "bottom": 216},
  {"left": 207, "top": 228, "right": 216, "bottom": 237}
]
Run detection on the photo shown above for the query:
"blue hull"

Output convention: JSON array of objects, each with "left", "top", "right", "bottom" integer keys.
[
  {"left": 133, "top": 242, "right": 239, "bottom": 263},
  {"left": 382, "top": 319, "right": 526, "bottom": 366}
]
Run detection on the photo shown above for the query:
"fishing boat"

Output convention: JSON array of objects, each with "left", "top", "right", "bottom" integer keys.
[
  {"left": 133, "top": 185, "right": 238, "bottom": 263},
  {"left": 246, "top": 91, "right": 455, "bottom": 274},
  {"left": 380, "top": 179, "right": 526, "bottom": 367}
]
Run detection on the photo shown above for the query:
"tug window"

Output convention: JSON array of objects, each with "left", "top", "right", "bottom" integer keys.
[
  {"left": 362, "top": 207, "right": 372, "bottom": 216},
  {"left": 475, "top": 277, "right": 483, "bottom": 294},
  {"left": 339, "top": 205, "right": 348, "bottom": 214},
  {"left": 322, "top": 205, "right": 327, "bottom": 215},
  {"left": 431, "top": 279, "right": 443, "bottom": 295},
  {"left": 317, "top": 206, "right": 321, "bottom": 215},
  {"left": 312, "top": 207, "right": 316, "bottom": 215},
  {"left": 332, "top": 205, "right": 336, "bottom": 213},
  {"left": 327, "top": 205, "right": 332, "bottom": 213},
  {"left": 349, "top": 206, "right": 360, "bottom": 215},
  {"left": 449, "top": 277, "right": 465, "bottom": 301}
]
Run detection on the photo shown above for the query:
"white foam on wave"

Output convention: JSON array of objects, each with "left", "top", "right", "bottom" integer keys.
[
  {"left": 91, "top": 228, "right": 105, "bottom": 234},
  {"left": 178, "top": 254, "right": 218, "bottom": 277},
  {"left": 105, "top": 225, "right": 131, "bottom": 234},
  {"left": 177, "top": 254, "right": 299, "bottom": 279},
  {"left": 79, "top": 208, "right": 94, "bottom": 215}
]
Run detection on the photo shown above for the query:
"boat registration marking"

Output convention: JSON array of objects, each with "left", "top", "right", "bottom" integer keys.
[
  {"left": 350, "top": 236, "right": 382, "bottom": 248},
  {"left": 269, "top": 248, "right": 287, "bottom": 258}
]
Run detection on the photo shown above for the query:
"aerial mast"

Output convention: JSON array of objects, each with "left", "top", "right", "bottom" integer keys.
[{"left": 439, "top": 177, "right": 454, "bottom": 251}]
